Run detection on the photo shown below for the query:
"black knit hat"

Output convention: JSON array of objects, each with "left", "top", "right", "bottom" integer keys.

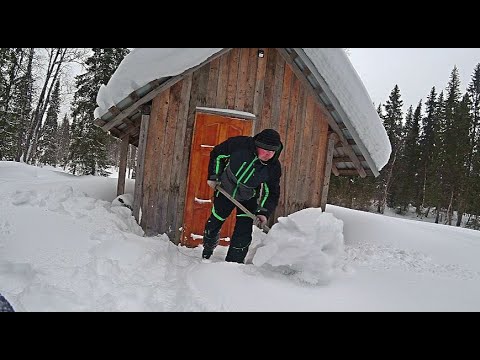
[{"left": 254, "top": 129, "right": 281, "bottom": 151}]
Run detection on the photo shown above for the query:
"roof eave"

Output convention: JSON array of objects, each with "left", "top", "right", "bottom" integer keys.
[
  {"left": 293, "top": 48, "right": 380, "bottom": 177},
  {"left": 93, "top": 48, "right": 232, "bottom": 137}
]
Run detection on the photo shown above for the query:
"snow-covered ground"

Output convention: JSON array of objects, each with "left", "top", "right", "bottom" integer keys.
[{"left": 1, "top": 161, "right": 479, "bottom": 312}]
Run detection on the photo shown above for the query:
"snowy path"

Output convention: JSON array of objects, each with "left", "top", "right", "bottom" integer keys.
[{"left": 2, "top": 162, "right": 480, "bottom": 311}]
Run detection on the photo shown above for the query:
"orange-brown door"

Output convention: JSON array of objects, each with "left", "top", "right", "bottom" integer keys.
[{"left": 181, "top": 111, "right": 253, "bottom": 247}]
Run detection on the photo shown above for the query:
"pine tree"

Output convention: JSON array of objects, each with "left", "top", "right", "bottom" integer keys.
[
  {"left": 455, "top": 93, "right": 473, "bottom": 226},
  {"left": 395, "top": 103, "right": 422, "bottom": 214},
  {"left": 466, "top": 63, "right": 480, "bottom": 224},
  {"left": 470, "top": 126, "right": 480, "bottom": 227},
  {"left": 467, "top": 63, "right": 480, "bottom": 151},
  {"left": 376, "top": 85, "right": 404, "bottom": 213},
  {"left": 56, "top": 114, "right": 70, "bottom": 169},
  {"left": 418, "top": 87, "right": 438, "bottom": 215},
  {"left": 432, "top": 91, "right": 447, "bottom": 223},
  {"left": 384, "top": 85, "right": 404, "bottom": 151},
  {"left": 14, "top": 48, "right": 34, "bottom": 162},
  {"left": 68, "top": 48, "right": 129, "bottom": 176},
  {"left": 442, "top": 67, "right": 462, "bottom": 224},
  {"left": 38, "top": 80, "right": 61, "bottom": 166},
  {"left": 0, "top": 48, "right": 29, "bottom": 160}
]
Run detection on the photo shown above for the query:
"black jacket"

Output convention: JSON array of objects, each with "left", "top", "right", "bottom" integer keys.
[{"left": 208, "top": 135, "right": 283, "bottom": 218}]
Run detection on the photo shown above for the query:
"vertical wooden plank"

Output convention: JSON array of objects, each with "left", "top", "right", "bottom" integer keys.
[
  {"left": 234, "top": 48, "right": 250, "bottom": 111},
  {"left": 253, "top": 48, "right": 269, "bottom": 130},
  {"left": 277, "top": 63, "right": 293, "bottom": 144},
  {"left": 272, "top": 64, "right": 293, "bottom": 220},
  {"left": 116, "top": 134, "right": 130, "bottom": 196},
  {"left": 156, "top": 80, "right": 183, "bottom": 237},
  {"left": 289, "top": 87, "right": 307, "bottom": 213},
  {"left": 312, "top": 110, "right": 330, "bottom": 207},
  {"left": 197, "top": 63, "right": 210, "bottom": 108},
  {"left": 259, "top": 48, "right": 277, "bottom": 130},
  {"left": 166, "top": 76, "right": 192, "bottom": 244},
  {"left": 244, "top": 48, "right": 259, "bottom": 114},
  {"left": 321, "top": 132, "right": 338, "bottom": 211},
  {"left": 226, "top": 48, "right": 240, "bottom": 109},
  {"left": 206, "top": 58, "right": 220, "bottom": 107},
  {"left": 297, "top": 95, "right": 315, "bottom": 207},
  {"left": 133, "top": 107, "right": 150, "bottom": 222},
  {"left": 177, "top": 67, "right": 210, "bottom": 243},
  {"left": 269, "top": 51, "right": 285, "bottom": 130},
  {"left": 215, "top": 53, "right": 230, "bottom": 109},
  {"left": 141, "top": 90, "right": 170, "bottom": 235},
  {"left": 283, "top": 76, "right": 300, "bottom": 216},
  {"left": 306, "top": 104, "right": 324, "bottom": 208},
  {"left": 173, "top": 74, "right": 193, "bottom": 245}
]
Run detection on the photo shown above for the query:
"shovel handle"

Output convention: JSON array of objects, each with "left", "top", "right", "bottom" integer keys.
[{"left": 215, "top": 185, "right": 270, "bottom": 233}]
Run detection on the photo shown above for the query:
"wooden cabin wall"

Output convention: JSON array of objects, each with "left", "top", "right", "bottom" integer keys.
[
  {"left": 199, "top": 48, "right": 331, "bottom": 220},
  {"left": 141, "top": 48, "right": 331, "bottom": 241}
]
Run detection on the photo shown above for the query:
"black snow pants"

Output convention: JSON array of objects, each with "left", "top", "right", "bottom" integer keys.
[
  {"left": 0, "top": 293, "right": 14, "bottom": 312},
  {"left": 203, "top": 192, "right": 257, "bottom": 263}
]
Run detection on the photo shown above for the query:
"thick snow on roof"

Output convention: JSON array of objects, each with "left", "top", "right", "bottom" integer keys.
[
  {"left": 94, "top": 48, "right": 391, "bottom": 172},
  {"left": 302, "top": 49, "right": 391, "bottom": 172},
  {"left": 94, "top": 48, "right": 222, "bottom": 119}
]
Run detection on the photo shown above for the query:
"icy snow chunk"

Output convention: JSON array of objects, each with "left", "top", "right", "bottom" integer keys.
[
  {"left": 253, "top": 208, "right": 345, "bottom": 285},
  {"left": 112, "top": 193, "right": 133, "bottom": 210}
]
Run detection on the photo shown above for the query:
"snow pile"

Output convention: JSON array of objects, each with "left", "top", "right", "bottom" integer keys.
[
  {"left": 10, "top": 185, "right": 143, "bottom": 237},
  {"left": 252, "top": 208, "right": 345, "bottom": 285},
  {"left": 112, "top": 193, "right": 133, "bottom": 211}
]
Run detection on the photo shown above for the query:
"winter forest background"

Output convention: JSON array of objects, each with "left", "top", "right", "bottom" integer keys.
[{"left": 1, "top": 48, "right": 479, "bottom": 230}]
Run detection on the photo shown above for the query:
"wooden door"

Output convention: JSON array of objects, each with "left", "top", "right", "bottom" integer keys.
[{"left": 181, "top": 111, "right": 253, "bottom": 247}]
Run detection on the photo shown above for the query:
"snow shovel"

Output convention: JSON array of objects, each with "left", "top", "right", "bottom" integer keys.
[{"left": 215, "top": 185, "right": 270, "bottom": 234}]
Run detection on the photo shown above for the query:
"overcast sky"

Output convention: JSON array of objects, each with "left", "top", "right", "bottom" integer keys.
[{"left": 348, "top": 48, "right": 480, "bottom": 114}]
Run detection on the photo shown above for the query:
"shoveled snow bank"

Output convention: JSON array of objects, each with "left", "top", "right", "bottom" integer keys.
[
  {"left": 250, "top": 208, "right": 345, "bottom": 285},
  {"left": 112, "top": 193, "right": 133, "bottom": 210}
]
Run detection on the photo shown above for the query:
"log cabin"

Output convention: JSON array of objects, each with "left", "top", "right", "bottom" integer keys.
[{"left": 93, "top": 48, "right": 391, "bottom": 246}]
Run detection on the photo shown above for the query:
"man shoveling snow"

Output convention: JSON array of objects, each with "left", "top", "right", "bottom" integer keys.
[{"left": 201, "top": 129, "right": 283, "bottom": 263}]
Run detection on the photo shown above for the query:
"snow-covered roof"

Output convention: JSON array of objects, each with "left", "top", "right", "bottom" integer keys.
[
  {"left": 94, "top": 48, "right": 391, "bottom": 174},
  {"left": 94, "top": 48, "right": 222, "bottom": 120},
  {"left": 300, "top": 49, "right": 391, "bottom": 174}
]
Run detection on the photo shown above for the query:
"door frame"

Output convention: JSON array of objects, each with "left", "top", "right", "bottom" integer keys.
[{"left": 180, "top": 107, "right": 255, "bottom": 247}]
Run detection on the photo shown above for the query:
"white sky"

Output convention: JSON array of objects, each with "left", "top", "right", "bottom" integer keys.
[
  {"left": 1, "top": 161, "right": 479, "bottom": 312},
  {"left": 348, "top": 48, "right": 480, "bottom": 113}
]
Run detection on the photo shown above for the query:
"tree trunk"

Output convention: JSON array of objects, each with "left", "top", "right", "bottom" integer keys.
[
  {"left": 424, "top": 207, "right": 431, "bottom": 219},
  {"left": 24, "top": 48, "right": 66, "bottom": 163},
  {"left": 15, "top": 48, "right": 35, "bottom": 162},
  {"left": 378, "top": 146, "right": 401, "bottom": 214},
  {"left": 445, "top": 190, "right": 454, "bottom": 225},
  {"left": 128, "top": 144, "right": 136, "bottom": 179},
  {"left": 456, "top": 200, "right": 464, "bottom": 227}
]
